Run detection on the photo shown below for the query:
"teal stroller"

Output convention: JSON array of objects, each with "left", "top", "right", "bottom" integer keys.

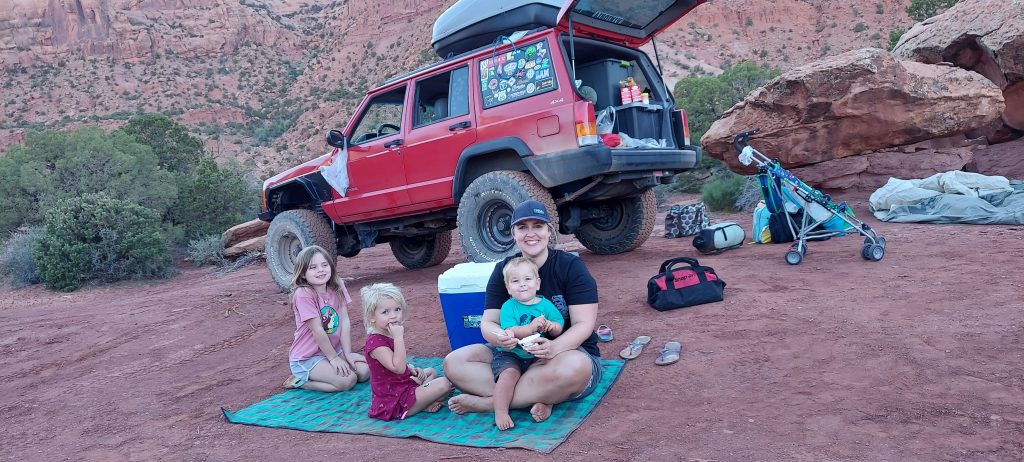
[{"left": 733, "top": 130, "right": 887, "bottom": 265}]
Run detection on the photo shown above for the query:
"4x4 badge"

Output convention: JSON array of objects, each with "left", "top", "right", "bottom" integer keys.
[{"left": 549, "top": 97, "right": 564, "bottom": 105}]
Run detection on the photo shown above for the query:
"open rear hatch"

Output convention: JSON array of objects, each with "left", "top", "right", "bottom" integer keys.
[{"left": 555, "top": 0, "right": 706, "bottom": 48}]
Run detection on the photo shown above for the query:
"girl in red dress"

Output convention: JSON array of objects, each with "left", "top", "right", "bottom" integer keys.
[{"left": 361, "top": 283, "right": 453, "bottom": 421}]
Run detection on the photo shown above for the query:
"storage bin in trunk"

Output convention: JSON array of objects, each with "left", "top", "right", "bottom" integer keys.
[
  {"left": 576, "top": 58, "right": 632, "bottom": 109},
  {"left": 613, "top": 103, "right": 663, "bottom": 140}
]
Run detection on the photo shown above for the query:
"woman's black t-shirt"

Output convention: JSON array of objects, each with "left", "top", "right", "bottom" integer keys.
[{"left": 484, "top": 250, "right": 600, "bottom": 356}]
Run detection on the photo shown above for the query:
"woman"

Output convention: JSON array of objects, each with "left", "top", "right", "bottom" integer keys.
[{"left": 444, "top": 199, "right": 602, "bottom": 422}]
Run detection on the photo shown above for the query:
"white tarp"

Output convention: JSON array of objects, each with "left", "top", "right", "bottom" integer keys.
[{"left": 869, "top": 171, "right": 1024, "bottom": 224}]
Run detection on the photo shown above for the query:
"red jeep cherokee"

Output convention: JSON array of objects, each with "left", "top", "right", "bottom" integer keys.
[{"left": 260, "top": 0, "right": 705, "bottom": 290}]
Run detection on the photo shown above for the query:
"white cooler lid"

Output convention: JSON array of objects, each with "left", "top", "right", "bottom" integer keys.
[{"left": 438, "top": 261, "right": 498, "bottom": 294}]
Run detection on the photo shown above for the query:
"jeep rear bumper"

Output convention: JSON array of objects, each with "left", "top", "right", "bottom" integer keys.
[{"left": 523, "top": 145, "right": 701, "bottom": 188}]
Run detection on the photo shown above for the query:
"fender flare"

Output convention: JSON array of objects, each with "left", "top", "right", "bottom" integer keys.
[
  {"left": 452, "top": 137, "right": 534, "bottom": 202},
  {"left": 263, "top": 173, "right": 332, "bottom": 219}
]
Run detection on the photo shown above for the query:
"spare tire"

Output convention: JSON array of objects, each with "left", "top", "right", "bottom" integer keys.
[{"left": 265, "top": 209, "right": 336, "bottom": 292}]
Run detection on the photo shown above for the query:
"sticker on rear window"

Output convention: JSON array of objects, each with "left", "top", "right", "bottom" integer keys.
[{"left": 479, "top": 40, "right": 558, "bottom": 109}]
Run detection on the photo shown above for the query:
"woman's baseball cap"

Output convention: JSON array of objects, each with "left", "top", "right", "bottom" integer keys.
[{"left": 511, "top": 199, "right": 551, "bottom": 225}]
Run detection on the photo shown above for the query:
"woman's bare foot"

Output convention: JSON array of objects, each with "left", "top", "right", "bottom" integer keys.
[
  {"left": 495, "top": 412, "right": 515, "bottom": 430},
  {"left": 447, "top": 394, "right": 493, "bottom": 415},
  {"left": 530, "top": 403, "right": 552, "bottom": 422}
]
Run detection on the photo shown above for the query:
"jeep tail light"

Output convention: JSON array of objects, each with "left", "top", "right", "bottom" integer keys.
[
  {"left": 574, "top": 101, "right": 599, "bottom": 147},
  {"left": 680, "top": 109, "right": 691, "bottom": 146}
]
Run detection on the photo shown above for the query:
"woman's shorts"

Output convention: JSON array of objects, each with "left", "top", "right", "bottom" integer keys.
[
  {"left": 568, "top": 347, "right": 604, "bottom": 401},
  {"left": 486, "top": 345, "right": 603, "bottom": 401}
]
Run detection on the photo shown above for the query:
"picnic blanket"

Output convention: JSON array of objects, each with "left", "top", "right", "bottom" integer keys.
[
  {"left": 869, "top": 171, "right": 1024, "bottom": 224},
  {"left": 223, "top": 357, "right": 625, "bottom": 453}
]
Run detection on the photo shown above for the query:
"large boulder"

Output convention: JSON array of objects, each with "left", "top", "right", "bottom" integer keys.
[
  {"left": 967, "top": 137, "right": 1024, "bottom": 180},
  {"left": 221, "top": 219, "right": 269, "bottom": 248},
  {"left": 892, "top": 0, "right": 1024, "bottom": 132},
  {"left": 223, "top": 236, "right": 266, "bottom": 259},
  {"left": 791, "top": 136, "right": 979, "bottom": 191},
  {"left": 702, "top": 48, "right": 1004, "bottom": 174}
]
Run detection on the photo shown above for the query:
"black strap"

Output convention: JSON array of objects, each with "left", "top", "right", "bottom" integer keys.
[
  {"left": 659, "top": 257, "right": 709, "bottom": 284},
  {"left": 658, "top": 257, "right": 699, "bottom": 274}
]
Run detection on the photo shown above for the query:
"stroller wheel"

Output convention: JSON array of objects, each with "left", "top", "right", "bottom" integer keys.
[
  {"left": 785, "top": 250, "right": 803, "bottom": 265},
  {"left": 877, "top": 237, "right": 886, "bottom": 248},
  {"left": 869, "top": 244, "right": 885, "bottom": 261},
  {"left": 797, "top": 241, "right": 807, "bottom": 255},
  {"left": 861, "top": 244, "right": 873, "bottom": 260}
]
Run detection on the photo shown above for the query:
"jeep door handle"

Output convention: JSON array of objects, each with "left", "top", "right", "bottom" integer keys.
[
  {"left": 383, "top": 139, "right": 403, "bottom": 148},
  {"left": 448, "top": 121, "right": 471, "bottom": 131}
]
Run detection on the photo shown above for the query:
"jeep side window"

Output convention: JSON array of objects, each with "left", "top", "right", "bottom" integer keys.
[
  {"left": 349, "top": 86, "right": 406, "bottom": 144},
  {"left": 414, "top": 66, "right": 469, "bottom": 127},
  {"left": 478, "top": 39, "right": 558, "bottom": 109}
]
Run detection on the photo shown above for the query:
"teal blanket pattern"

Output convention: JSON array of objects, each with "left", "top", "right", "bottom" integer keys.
[{"left": 223, "top": 357, "right": 624, "bottom": 453}]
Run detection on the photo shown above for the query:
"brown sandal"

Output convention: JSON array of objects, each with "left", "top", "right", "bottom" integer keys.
[{"left": 619, "top": 335, "right": 652, "bottom": 360}]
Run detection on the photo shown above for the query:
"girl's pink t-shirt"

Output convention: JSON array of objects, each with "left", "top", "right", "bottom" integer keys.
[{"left": 288, "top": 282, "right": 352, "bottom": 361}]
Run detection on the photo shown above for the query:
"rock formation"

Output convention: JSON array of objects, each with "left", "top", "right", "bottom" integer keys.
[
  {"left": 701, "top": 48, "right": 1004, "bottom": 179},
  {"left": 221, "top": 218, "right": 269, "bottom": 249},
  {"left": 892, "top": 0, "right": 1024, "bottom": 135}
]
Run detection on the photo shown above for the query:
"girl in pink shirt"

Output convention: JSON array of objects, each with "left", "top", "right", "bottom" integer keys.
[
  {"left": 283, "top": 245, "right": 369, "bottom": 392},
  {"left": 361, "top": 283, "right": 453, "bottom": 421}
]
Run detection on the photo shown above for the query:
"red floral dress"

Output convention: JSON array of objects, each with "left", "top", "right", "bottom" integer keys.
[{"left": 364, "top": 333, "right": 418, "bottom": 421}]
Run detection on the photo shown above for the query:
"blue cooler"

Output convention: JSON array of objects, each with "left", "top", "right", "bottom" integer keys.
[{"left": 437, "top": 261, "right": 497, "bottom": 351}]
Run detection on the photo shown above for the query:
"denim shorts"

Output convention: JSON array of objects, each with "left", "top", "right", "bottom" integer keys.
[
  {"left": 568, "top": 346, "right": 604, "bottom": 401},
  {"left": 486, "top": 345, "right": 603, "bottom": 401},
  {"left": 289, "top": 347, "right": 343, "bottom": 387},
  {"left": 491, "top": 349, "right": 535, "bottom": 379}
]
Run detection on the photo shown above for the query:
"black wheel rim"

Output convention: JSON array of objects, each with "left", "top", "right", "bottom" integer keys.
[
  {"left": 478, "top": 199, "right": 514, "bottom": 253},
  {"left": 396, "top": 237, "right": 426, "bottom": 257},
  {"left": 589, "top": 201, "right": 624, "bottom": 231}
]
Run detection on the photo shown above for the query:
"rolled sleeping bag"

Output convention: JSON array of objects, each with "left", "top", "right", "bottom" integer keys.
[{"left": 692, "top": 222, "right": 745, "bottom": 254}]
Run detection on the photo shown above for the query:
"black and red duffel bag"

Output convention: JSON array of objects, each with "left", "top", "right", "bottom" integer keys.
[{"left": 646, "top": 257, "right": 726, "bottom": 311}]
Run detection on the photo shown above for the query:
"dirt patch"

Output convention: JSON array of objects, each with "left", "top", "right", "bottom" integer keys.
[{"left": 2, "top": 192, "right": 1023, "bottom": 461}]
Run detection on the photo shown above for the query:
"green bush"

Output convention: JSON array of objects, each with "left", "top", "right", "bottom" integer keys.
[
  {"left": 674, "top": 61, "right": 781, "bottom": 146},
  {"left": 187, "top": 234, "right": 225, "bottom": 267},
  {"left": 0, "top": 127, "right": 179, "bottom": 236},
  {"left": 0, "top": 226, "right": 44, "bottom": 288},
  {"left": 906, "top": 0, "right": 960, "bottom": 21},
  {"left": 169, "top": 157, "right": 258, "bottom": 240},
  {"left": 34, "top": 193, "right": 173, "bottom": 292},
  {"left": 888, "top": 26, "right": 907, "bottom": 51},
  {"left": 116, "top": 113, "right": 204, "bottom": 174},
  {"left": 700, "top": 171, "right": 748, "bottom": 212}
]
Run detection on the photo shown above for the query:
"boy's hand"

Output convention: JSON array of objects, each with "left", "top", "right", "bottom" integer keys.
[
  {"left": 492, "top": 329, "right": 518, "bottom": 349},
  {"left": 530, "top": 315, "right": 548, "bottom": 332},
  {"left": 387, "top": 322, "right": 404, "bottom": 338}
]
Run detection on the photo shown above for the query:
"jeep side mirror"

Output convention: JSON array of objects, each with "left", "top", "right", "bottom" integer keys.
[{"left": 326, "top": 129, "right": 347, "bottom": 149}]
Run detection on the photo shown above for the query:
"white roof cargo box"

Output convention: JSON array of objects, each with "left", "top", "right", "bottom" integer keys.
[{"left": 431, "top": 0, "right": 562, "bottom": 58}]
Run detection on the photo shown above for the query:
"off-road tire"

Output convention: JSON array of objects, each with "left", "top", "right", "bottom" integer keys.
[
  {"left": 266, "top": 209, "right": 337, "bottom": 292},
  {"left": 457, "top": 171, "right": 558, "bottom": 262},
  {"left": 390, "top": 231, "right": 453, "bottom": 269},
  {"left": 575, "top": 189, "right": 657, "bottom": 255}
]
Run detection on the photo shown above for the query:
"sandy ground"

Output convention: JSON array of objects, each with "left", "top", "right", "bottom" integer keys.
[{"left": 2, "top": 193, "right": 1023, "bottom": 462}]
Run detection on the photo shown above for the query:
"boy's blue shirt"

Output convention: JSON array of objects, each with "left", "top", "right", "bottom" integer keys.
[{"left": 497, "top": 295, "right": 564, "bottom": 359}]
